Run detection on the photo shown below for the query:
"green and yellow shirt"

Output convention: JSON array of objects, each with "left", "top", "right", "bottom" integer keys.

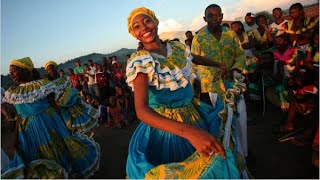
[{"left": 191, "top": 26, "right": 245, "bottom": 94}]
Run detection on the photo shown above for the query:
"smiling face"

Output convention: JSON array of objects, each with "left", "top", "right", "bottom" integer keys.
[
  {"left": 9, "top": 65, "right": 21, "bottom": 83},
  {"left": 132, "top": 14, "right": 158, "bottom": 44},
  {"left": 9, "top": 65, "right": 30, "bottom": 84},
  {"left": 273, "top": 9, "right": 283, "bottom": 19}
]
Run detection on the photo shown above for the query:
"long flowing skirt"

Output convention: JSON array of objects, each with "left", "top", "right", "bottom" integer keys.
[
  {"left": 1, "top": 107, "right": 100, "bottom": 179},
  {"left": 126, "top": 100, "right": 240, "bottom": 179}
]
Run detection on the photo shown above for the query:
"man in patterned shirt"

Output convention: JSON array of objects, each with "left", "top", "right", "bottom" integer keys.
[
  {"left": 191, "top": 4, "right": 246, "bottom": 107},
  {"left": 191, "top": 4, "right": 249, "bottom": 163}
]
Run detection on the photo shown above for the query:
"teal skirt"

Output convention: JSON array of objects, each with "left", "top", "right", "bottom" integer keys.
[
  {"left": 126, "top": 99, "right": 240, "bottom": 179},
  {"left": 1, "top": 107, "right": 100, "bottom": 178}
]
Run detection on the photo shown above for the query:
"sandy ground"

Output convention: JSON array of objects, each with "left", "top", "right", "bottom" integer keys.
[{"left": 1, "top": 100, "right": 319, "bottom": 178}]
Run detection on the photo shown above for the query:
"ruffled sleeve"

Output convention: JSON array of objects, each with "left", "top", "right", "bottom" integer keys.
[
  {"left": 126, "top": 48, "right": 190, "bottom": 91},
  {"left": 51, "top": 75, "right": 71, "bottom": 100},
  {"left": 126, "top": 50, "right": 157, "bottom": 91},
  {"left": 4, "top": 79, "right": 56, "bottom": 104}
]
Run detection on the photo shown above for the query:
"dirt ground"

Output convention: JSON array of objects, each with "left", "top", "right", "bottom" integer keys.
[{"left": 1, "top": 99, "right": 319, "bottom": 179}]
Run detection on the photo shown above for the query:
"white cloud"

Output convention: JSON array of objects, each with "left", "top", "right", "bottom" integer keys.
[
  {"left": 157, "top": 0, "right": 318, "bottom": 33},
  {"left": 158, "top": 19, "right": 186, "bottom": 33},
  {"left": 157, "top": 16, "right": 207, "bottom": 33},
  {"left": 190, "top": 15, "right": 206, "bottom": 31}
]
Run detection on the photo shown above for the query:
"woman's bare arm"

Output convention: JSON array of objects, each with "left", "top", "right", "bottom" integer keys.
[{"left": 133, "top": 72, "right": 225, "bottom": 158}]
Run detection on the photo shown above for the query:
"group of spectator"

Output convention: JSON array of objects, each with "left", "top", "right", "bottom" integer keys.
[
  {"left": 222, "top": 3, "right": 318, "bottom": 169},
  {"left": 162, "top": 2, "right": 318, "bottom": 170},
  {"left": 57, "top": 55, "right": 135, "bottom": 129}
]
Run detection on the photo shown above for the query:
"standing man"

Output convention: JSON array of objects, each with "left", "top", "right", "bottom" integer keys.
[
  {"left": 88, "top": 59, "right": 97, "bottom": 73},
  {"left": 286, "top": 3, "right": 319, "bottom": 52},
  {"left": 269, "top": 7, "right": 288, "bottom": 38},
  {"left": 84, "top": 64, "right": 100, "bottom": 98},
  {"left": 191, "top": 4, "right": 246, "bottom": 107},
  {"left": 74, "top": 59, "right": 84, "bottom": 75},
  {"left": 191, "top": 5, "right": 248, "bottom": 172}
]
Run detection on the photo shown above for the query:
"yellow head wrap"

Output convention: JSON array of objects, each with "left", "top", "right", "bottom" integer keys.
[
  {"left": 127, "top": 7, "right": 159, "bottom": 38},
  {"left": 10, "top": 57, "right": 34, "bottom": 71},
  {"left": 44, "top": 61, "right": 58, "bottom": 70}
]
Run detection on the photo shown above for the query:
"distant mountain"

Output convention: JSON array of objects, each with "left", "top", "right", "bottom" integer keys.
[
  {"left": 1, "top": 48, "right": 136, "bottom": 90},
  {"left": 57, "top": 48, "right": 136, "bottom": 72}
]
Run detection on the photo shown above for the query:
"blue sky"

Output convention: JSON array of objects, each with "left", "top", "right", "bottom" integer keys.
[{"left": 1, "top": 0, "right": 316, "bottom": 75}]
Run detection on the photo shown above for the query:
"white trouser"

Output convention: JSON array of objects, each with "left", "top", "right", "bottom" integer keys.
[
  {"left": 236, "top": 95, "right": 248, "bottom": 158},
  {"left": 208, "top": 92, "right": 218, "bottom": 108}
]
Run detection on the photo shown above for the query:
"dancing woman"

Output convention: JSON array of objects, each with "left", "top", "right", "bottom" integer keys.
[
  {"left": 44, "top": 61, "right": 98, "bottom": 133},
  {"left": 125, "top": 7, "right": 240, "bottom": 179},
  {"left": 2, "top": 57, "right": 100, "bottom": 178}
]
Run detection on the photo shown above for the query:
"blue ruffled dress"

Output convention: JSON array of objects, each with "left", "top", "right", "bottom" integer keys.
[
  {"left": 52, "top": 75, "right": 98, "bottom": 133},
  {"left": 125, "top": 41, "right": 241, "bottom": 179},
  {"left": 2, "top": 79, "right": 100, "bottom": 178}
]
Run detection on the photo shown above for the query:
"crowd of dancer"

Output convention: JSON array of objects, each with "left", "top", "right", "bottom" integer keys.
[{"left": 1, "top": 2, "right": 318, "bottom": 179}]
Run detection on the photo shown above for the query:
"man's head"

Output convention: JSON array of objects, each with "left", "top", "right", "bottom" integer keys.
[
  {"left": 76, "top": 59, "right": 81, "bottom": 67},
  {"left": 88, "top": 59, "right": 94, "bottom": 66},
  {"left": 255, "top": 14, "right": 268, "bottom": 27},
  {"left": 204, "top": 4, "right": 223, "bottom": 29},
  {"left": 84, "top": 63, "right": 90, "bottom": 71},
  {"left": 68, "top": 68, "right": 74, "bottom": 75},
  {"left": 272, "top": 8, "right": 283, "bottom": 20},
  {"left": 289, "top": 3, "right": 304, "bottom": 20},
  {"left": 59, "top": 69, "right": 64, "bottom": 77},
  {"left": 245, "top": 13, "right": 255, "bottom": 26},
  {"left": 126, "top": 54, "right": 131, "bottom": 60},
  {"left": 185, "top": 31, "right": 193, "bottom": 39},
  {"left": 275, "top": 34, "right": 289, "bottom": 50}
]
